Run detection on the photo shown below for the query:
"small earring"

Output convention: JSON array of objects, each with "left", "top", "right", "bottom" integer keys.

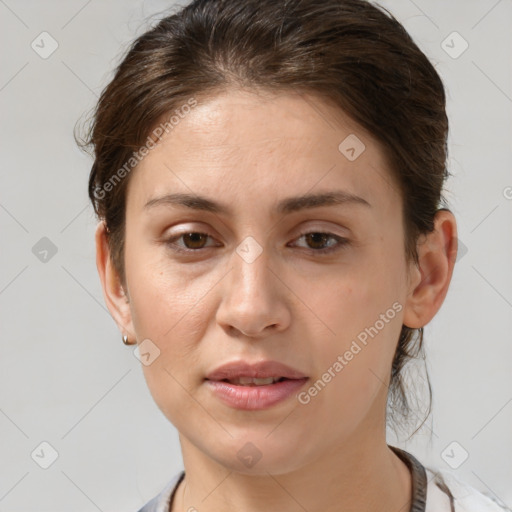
[{"left": 122, "top": 334, "right": 135, "bottom": 345}]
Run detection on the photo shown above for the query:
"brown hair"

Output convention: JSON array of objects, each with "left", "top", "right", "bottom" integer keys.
[{"left": 77, "top": 0, "right": 450, "bottom": 437}]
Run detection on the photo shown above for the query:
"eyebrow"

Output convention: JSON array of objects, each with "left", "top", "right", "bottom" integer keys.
[{"left": 143, "top": 190, "right": 371, "bottom": 215}]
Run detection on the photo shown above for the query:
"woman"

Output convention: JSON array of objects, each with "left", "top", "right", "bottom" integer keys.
[{"left": 80, "top": 0, "right": 508, "bottom": 510}]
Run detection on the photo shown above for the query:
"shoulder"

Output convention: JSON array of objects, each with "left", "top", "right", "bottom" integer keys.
[
  {"left": 136, "top": 471, "right": 184, "bottom": 512},
  {"left": 425, "top": 467, "right": 511, "bottom": 512}
]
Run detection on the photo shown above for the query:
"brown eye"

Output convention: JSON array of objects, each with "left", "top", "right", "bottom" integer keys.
[
  {"left": 291, "top": 231, "right": 349, "bottom": 254},
  {"left": 304, "top": 233, "right": 331, "bottom": 250},
  {"left": 182, "top": 232, "right": 209, "bottom": 249},
  {"left": 166, "top": 232, "right": 218, "bottom": 253}
]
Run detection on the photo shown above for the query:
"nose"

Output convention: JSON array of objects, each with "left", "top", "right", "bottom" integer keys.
[{"left": 216, "top": 244, "right": 291, "bottom": 338}]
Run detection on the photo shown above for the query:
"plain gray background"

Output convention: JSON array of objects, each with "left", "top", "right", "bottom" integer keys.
[{"left": 1, "top": 0, "right": 511, "bottom": 510}]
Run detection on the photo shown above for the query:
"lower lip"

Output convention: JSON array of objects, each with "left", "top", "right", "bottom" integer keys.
[{"left": 205, "top": 378, "right": 309, "bottom": 410}]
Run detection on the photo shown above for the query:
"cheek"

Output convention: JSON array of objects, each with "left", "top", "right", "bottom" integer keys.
[
  {"left": 125, "top": 241, "right": 209, "bottom": 339},
  {"left": 130, "top": 269, "right": 210, "bottom": 426},
  {"left": 305, "top": 260, "right": 403, "bottom": 346},
  {"left": 125, "top": 246, "right": 219, "bottom": 388},
  {"left": 129, "top": 275, "right": 214, "bottom": 372},
  {"left": 295, "top": 247, "right": 405, "bottom": 416},
  {"left": 298, "top": 315, "right": 401, "bottom": 441}
]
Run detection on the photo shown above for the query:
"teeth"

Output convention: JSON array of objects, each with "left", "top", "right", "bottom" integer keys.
[{"left": 228, "top": 377, "right": 280, "bottom": 386}]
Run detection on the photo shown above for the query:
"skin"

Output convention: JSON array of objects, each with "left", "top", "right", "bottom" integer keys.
[{"left": 96, "top": 88, "right": 458, "bottom": 512}]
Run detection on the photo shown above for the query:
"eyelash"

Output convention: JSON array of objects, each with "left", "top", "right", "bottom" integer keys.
[{"left": 165, "top": 230, "right": 350, "bottom": 255}]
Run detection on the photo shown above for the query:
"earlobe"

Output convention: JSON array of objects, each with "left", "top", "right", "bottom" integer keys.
[
  {"left": 402, "top": 209, "right": 458, "bottom": 329},
  {"left": 95, "top": 221, "right": 135, "bottom": 340}
]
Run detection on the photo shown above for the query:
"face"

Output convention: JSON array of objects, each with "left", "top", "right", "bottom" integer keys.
[{"left": 119, "top": 89, "right": 418, "bottom": 474}]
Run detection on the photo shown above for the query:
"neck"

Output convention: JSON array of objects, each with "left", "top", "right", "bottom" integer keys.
[{"left": 172, "top": 430, "right": 411, "bottom": 512}]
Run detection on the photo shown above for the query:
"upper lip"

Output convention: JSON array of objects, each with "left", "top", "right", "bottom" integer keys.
[{"left": 205, "top": 360, "right": 308, "bottom": 381}]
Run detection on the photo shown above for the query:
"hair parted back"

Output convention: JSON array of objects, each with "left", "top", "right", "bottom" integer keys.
[{"left": 77, "top": 0, "right": 450, "bottom": 438}]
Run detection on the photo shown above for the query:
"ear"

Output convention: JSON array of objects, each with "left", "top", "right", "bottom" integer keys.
[
  {"left": 95, "top": 221, "right": 136, "bottom": 340},
  {"left": 402, "top": 209, "right": 458, "bottom": 329}
]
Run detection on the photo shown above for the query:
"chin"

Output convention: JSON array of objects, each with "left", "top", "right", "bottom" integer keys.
[{"left": 205, "top": 434, "right": 312, "bottom": 476}]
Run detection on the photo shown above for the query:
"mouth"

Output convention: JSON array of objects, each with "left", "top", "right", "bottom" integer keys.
[
  {"left": 204, "top": 359, "right": 308, "bottom": 410},
  {"left": 205, "top": 359, "right": 307, "bottom": 382},
  {"left": 210, "top": 376, "right": 293, "bottom": 386},
  {"left": 204, "top": 375, "right": 309, "bottom": 410}
]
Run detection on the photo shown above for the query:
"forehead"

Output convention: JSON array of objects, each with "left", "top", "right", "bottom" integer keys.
[{"left": 127, "top": 89, "right": 400, "bottom": 215}]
